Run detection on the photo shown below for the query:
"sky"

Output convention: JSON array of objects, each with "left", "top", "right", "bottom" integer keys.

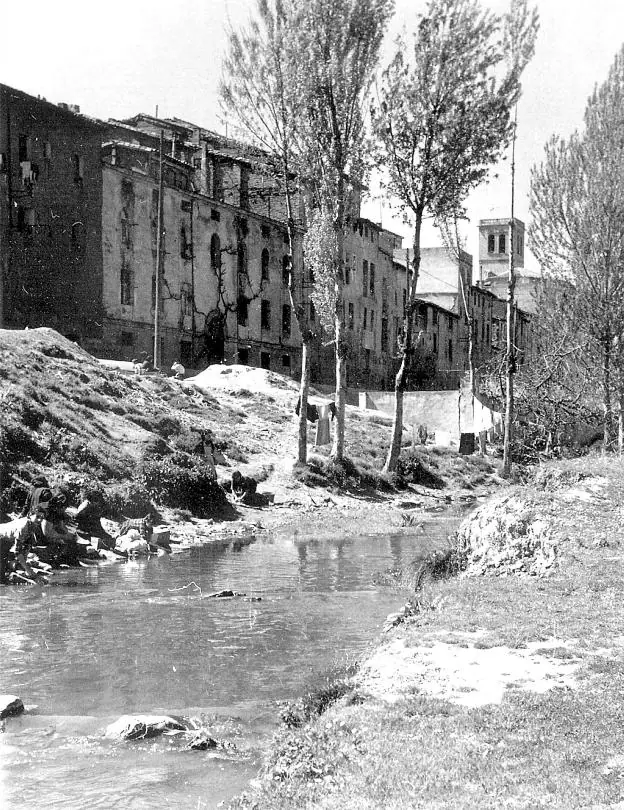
[{"left": 2, "top": 0, "right": 624, "bottom": 274}]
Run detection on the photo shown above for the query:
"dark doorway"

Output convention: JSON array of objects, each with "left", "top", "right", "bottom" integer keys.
[{"left": 199, "top": 309, "right": 225, "bottom": 365}]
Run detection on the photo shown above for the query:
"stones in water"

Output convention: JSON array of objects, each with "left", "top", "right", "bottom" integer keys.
[
  {"left": 0, "top": 695, "right": 25, "bottom": 720},
  {"left": 105, "top": 714, "right": 189, "bottom": 740}
]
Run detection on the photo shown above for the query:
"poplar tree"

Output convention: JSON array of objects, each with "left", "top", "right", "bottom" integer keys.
[
  {"left": 372, "top": 0, "right": 538, "bottom": 472},
  {"left": 220, "top": 0, "right": 313, "bottom": 463},
  {"left": 531, "top": 45, "right": 624, "bottom": 452},
  {"left": 289, "top": 0, "right": 394, "bottom": 461}
]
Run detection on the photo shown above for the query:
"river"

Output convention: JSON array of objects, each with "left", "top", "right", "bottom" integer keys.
[{"left": 0, "top": 514, "right": 460, "bottom": 809}]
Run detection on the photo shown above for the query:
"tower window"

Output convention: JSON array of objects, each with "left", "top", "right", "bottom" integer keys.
[
  {"left": 498, "top": 233, "right": 506, "bottom": 254},
  {"left": 487, "top": 234, "right": 495, "bottom": 253}
]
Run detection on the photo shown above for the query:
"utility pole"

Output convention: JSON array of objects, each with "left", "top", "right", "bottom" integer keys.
[
  {"left": 189, "top": 197, "right": 196, "bottom": 366},
  {"left": 153, "top": 130, "right": 164, "bottom": 369},
  {"left": 503, "top": 105, "right": 518, "bottom": 478}
]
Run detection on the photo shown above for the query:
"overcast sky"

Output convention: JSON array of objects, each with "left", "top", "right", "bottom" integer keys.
[{"left": 2, "top": 0, "right": 624, "bottom": 272}]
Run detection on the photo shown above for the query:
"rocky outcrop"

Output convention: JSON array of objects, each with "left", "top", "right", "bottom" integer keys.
[
  {"left": 457, "top": 494, "right": 558, "bottom": 577},
  {"left": 0, "top": 695, "right": 25, "bottom": 719}
]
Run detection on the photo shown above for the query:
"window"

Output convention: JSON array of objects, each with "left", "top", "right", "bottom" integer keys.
[
  {"left": 486, "top": 324, "right": 490, "bottom": 344},
  {"left": 432, "top": 308, "right": 438, "bottom": 326},
  {"left": 260, "top": 352, "right": 271, "bottom": 370},
  {"left": 238, "top": 217, "right": 249, "bottom": 237},
  {"left": 71, "top": 222, "right": 82, "bottom": 251},
  {"left": 212, "top": 160, "right": 223, "bottom": 200},
  {"left": 237, "top": 296, "right": 249, "bottom": 327},
  {"left": 210, "top": 233, "right": 221, "bottom": 271},
  {"left": 18, "top": 135, "right": 30, "bottom": 162},
  {"left": 283, "top": 230, "right": 289, "bottom": 244},
  {"left": 181, "top": 283, "right": 193, "bottom": 316},
  {"left": 16, "top": 206, "right": 35, "bottom": 234},
  {"left": 180, "top": 199, "right": 192, "bottom": 213},
  {"left": 363, "top": 308, "right": 367, "bottom": 330},
  {"left": 237, "top": 242, "right": 247, "bottom": 276},
  {"left": 498, "top": 233, "right": 506, "bottom": 253},
  {"left": 120, "top": 331, "right": 134, "bottom": 347},
  {"left": 402, "top": 289, "right": 407, "bottom": 315},
  {"left": 238, "top": 347, "right": 249, "bottom": 365},
  {"left": 120, "top": 261, "right": 134, "bottom": 305},
  {"left": 517, "top": 234, "right": 523, "bottom": 255},
  {"left": 370, "top": 310, "right": 375, "bottom": 331},
  {"left": 448, "top": 339, "right": 453, "bottom": 362},
  {"left": 282, "top": 354, "right": 291, "bottom": 369},
  {"left": 362, "top": 260, "right": 368, "bottom": 297},
  {"left": 282, "top": 304, "right": 291, "bottom": 336},
  {"left": 369, "top": 263, "right": 375, "bottom": 297},
  {"left": 210, "top": 208, "right": 221, "bottom": 222},
  {"left": 73, "top": 154, "right": 84, "bottom": 185},
  {"left": 261, "top": 299, "right": 271, "bottom": 330},
  {"left": 121, "top": 178, "right": 134, "bottom": 200},
  {"left": 180, "top": 340, "right": 192, "bottom": 366},
  {"left": 344, "top": 265, "right": 350, "bottom": 285},
  {"left": 381, "top": 318, "right": 388, "bottom": 352},
  {"left": 309, "top": 300, "right": 316, "bottom": 322},
  {"left": 348, "top": 303, "right": 354, "bottom": 330},
  {"left": 433, "top": 333, "right": 438, "bottom": 353},
  {"left": 121, "top": 220, "right": 131, "bottom": 249},
  {"left": 261, "top": 248, "right": 270, "bottom": 282},
  {"left": 240, "top": 168, "right": 249, "bottom": 209},
  {"left": 261, "top": 224, "right": 271, "bottom": 239},
  {"left": 282, "top": 255, "right": 290, "bottom": 286},
  {"left": 448, "top": 315, "right": 454, "bottom": 331},
  {"left": 487, "top": 234, "right": 495, "bottom": 253},
  {"left": 180, "top": 224, "right": 192, "bottom": 259}
]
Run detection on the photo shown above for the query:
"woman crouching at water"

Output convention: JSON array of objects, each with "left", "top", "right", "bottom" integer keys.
[{"left": 35, "top": 490, "right": 80, "bottom": 566}]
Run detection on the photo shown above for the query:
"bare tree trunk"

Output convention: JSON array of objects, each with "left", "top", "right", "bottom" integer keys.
[
  {"left": 297, "top": 339, "right": 311, "bottom": 462},
  {"left": 384, "top": 211, "right": 423, "bottom": 473},
  {"left": 617, "top": 381, "right": 624, "bottom": 455},
  {"left": 603, "top": 340, "right": 613, "bottom": 451},
  {"left": 331, "top": 195, "right": 347, "bottom": 462}
]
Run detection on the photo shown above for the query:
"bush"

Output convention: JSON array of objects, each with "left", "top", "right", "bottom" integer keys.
[
  {"left": 396, "top": 452, "right": 446, "bottom": 489},
  {"left": 280, "top": 664, "right": 359, "bottom": 728},
  {"left": 138, "top": 454, "right": 228, "bottom": 517}
]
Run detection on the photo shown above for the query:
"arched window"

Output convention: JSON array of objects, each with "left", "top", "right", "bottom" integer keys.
[
  {"left": 261, "top": 248, "right": 270, "bottom": 282},
  {"left": 210, "top": 233, "right": 221, "bottom": 271},
  {"left": 282, "top": 254, "right": 291, "bottom": 286}
]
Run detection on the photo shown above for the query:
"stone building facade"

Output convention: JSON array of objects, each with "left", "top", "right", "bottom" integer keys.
[
  {"left": 0, "top": 84, "right": 104, "bottom": 350},
  {"left": 0, "top": 83, "right": 531, "bottom": 393}
]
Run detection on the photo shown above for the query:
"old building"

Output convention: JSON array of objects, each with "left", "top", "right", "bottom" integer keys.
[
  {"left": 0, "top": 82, "right": 532, "bottom": 395},
  {"left": 477, "top": 217, "right": 540, "bottom": 314},
  {"left": 100, "top": 114, "right": 306, "bottom": 374},
  {"left": 0, "top": 84, "right": 104, "bottom": 349}
]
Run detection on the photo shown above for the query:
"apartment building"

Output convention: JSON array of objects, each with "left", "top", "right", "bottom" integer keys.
[{"left": 0, "top": 84, "right": 104, "bottom": 349}]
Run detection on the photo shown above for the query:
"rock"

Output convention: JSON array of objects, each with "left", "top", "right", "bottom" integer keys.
[
  {"left": 206, "top": 589, "right": 246, "bottom": 598},
  {"left": 105, "top": 714, "right": 189, "bottom": 740},
  {"left": 0, "top": 695, "right": 25, "bottom": 720},
  {"left": 186, "top": 731, "right": 218, "bottom": 750},
  {"left": 457, "top": 494, "right": 558, "bottom": 578}
]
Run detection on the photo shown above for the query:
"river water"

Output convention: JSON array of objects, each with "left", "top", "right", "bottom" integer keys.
[{"left": 0, "top": 514, "right": 460, "bottom": 809}]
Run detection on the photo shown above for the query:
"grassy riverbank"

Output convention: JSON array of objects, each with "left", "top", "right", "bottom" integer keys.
[{"left": 231, "top": 456, "right": 624, "bottom": 809}]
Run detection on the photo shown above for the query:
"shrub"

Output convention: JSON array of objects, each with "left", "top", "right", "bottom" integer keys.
[
  {"left": 396, "top": 452, "right": 446, "bottom": 489},
  {"left": 280, "top": 664, "right": 359, "bottom": 728},
  {"left": 138, "top": 454, "right": 228, "bottom": 517}
]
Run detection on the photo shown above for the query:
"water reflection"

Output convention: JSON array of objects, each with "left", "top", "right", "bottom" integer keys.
[{"left": 0, "top": 516, "right": 460, "bottom": 809}]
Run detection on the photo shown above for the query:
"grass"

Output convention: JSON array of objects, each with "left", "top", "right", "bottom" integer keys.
[{"left": 229, "top": 456, "right": 624, "bottom": 809}]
